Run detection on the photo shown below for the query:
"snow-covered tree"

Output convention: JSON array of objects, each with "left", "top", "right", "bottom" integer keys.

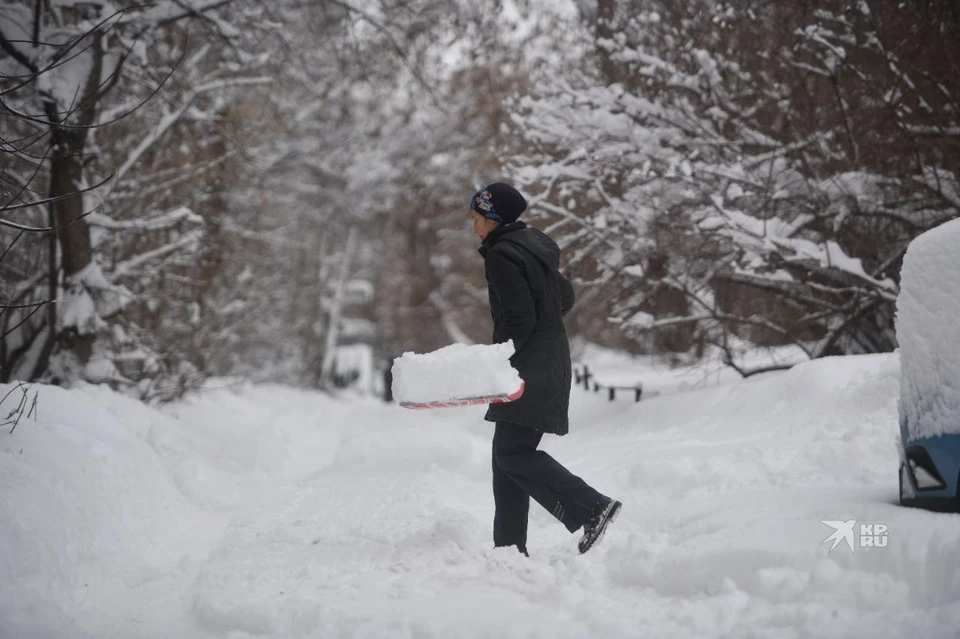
[
  {"left": 0, "top": 0, "right": 267, "bottom": 393},
  {"left": 510, "top": 0, "right": 959, "bottom": 371}
]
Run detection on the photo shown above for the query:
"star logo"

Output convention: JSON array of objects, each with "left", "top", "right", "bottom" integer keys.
[{"left": 820, "top": 520, "right": 857, "bottom": 553}]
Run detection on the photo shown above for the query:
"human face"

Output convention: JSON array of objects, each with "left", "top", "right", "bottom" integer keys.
[{"left": 471, "top": 210, "right": 500, "bottom": 241}]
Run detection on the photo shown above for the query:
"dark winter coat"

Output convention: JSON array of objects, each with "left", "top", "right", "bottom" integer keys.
[{"left": 479, "top": 221, "right": 575, "bottom": 435}]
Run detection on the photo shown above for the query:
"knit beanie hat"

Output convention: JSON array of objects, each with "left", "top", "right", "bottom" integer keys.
[{"left": 470, "top": 182, "right": 527, "bottom": 224}]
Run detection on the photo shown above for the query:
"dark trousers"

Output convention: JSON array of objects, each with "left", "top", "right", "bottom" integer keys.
[{"left": 492, "top": 421, "right": 604, "bottom": 551}]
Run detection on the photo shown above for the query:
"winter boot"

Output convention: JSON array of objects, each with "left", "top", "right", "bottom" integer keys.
[{"left": 578, "top": 498, "right": 622, "bottom": 554}]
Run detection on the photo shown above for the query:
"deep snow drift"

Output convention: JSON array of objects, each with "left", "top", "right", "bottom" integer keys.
[
  {"left": 3, "top": 354, "right": 960, "bottom": 638},
  {"left": 897, "top": 217, "right": 960, "bottom": 440}
]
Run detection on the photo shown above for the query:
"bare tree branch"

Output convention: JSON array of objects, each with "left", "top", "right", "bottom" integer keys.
[
  {"left": 0, "top": 28, "right": 38, "bottom": 73},
  {"left": 0, "top": 174, "right": 112, "bottom": 214}
]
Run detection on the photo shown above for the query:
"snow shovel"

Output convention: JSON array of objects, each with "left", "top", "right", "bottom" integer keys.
[{"left": 399, "top": 381, "right": 525, "bottom": 410}]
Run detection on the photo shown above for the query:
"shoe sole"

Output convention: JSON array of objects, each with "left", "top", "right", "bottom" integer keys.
[{"left": 578, "top": 500, "right": 622, "bottom": 554}]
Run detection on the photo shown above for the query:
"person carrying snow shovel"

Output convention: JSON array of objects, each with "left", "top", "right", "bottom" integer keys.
[{"left": 470, "top": 182, "right": 622, "bottom": 555}]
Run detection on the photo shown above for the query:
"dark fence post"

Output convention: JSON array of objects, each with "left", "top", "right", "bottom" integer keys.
[
  {"left": 575, "top": 364, "right": 643, "bottom": 404},
  {"left": 383, "top": 361, "right": 394, "bottom": 402}
]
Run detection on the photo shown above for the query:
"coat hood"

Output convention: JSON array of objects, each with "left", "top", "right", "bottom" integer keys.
[{"left": 482, "top": 222, "right": 562, "bottom": 271}]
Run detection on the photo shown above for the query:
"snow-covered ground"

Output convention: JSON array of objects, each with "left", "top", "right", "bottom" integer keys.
[
  {"left": 572, "top": 342, "right": 810, "bottom": 398},
  {"left": 3, "top": 353, "right": 960, "bottom": 638}
]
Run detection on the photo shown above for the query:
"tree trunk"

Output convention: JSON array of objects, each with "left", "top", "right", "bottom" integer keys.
[
  {"left": 27, "top": 199, "right": 60, "bottom": 379},
  {"left": 51, "top": 144, "right": 95, "bottom": 363},
  {"left": 319, "top": 226, "right": 358, "bottom": 389},
  {"left": 596, "top": 0, "right": 620, "bottom": 85},
  {"left": 51, "top": 145, "right": 93, "bottom": 278},
  {"left": 47, "top": 31, "right": 103, "bottom": 367}
]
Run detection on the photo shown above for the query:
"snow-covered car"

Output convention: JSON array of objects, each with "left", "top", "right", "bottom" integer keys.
[{"left": 896, "top": 218, "right": 960, "bottom": 512}]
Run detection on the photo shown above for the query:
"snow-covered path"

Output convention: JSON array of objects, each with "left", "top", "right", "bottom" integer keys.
[{"left": 4, "top": 354, "right": 960, "bottom": 638}]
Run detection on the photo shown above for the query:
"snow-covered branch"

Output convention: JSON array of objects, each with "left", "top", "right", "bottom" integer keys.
[
  {"left": 114, "top": 76, "right": 272, "bottom": 184},
  {"left": 87, "top": 206, "right": 203, "bottom": 231},
  {"left": 112, "top": 230, "right": 203, "bottom": 277}
]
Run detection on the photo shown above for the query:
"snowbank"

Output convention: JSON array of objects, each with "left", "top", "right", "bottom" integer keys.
[
  {"left": 897, "top": 218, "right": 960, "bottom": 440},
  {"left": 0, "top": 381, "right": 362, "bottom": 638},
  {"left": 392, "top": 341, "right": 522, "bottom": 403},
  {"left": 0, "top": 384, "right": 225, "bottom": 638},
  {"left": 572, "top": 341, "right": 808, "bottom": 397}
]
